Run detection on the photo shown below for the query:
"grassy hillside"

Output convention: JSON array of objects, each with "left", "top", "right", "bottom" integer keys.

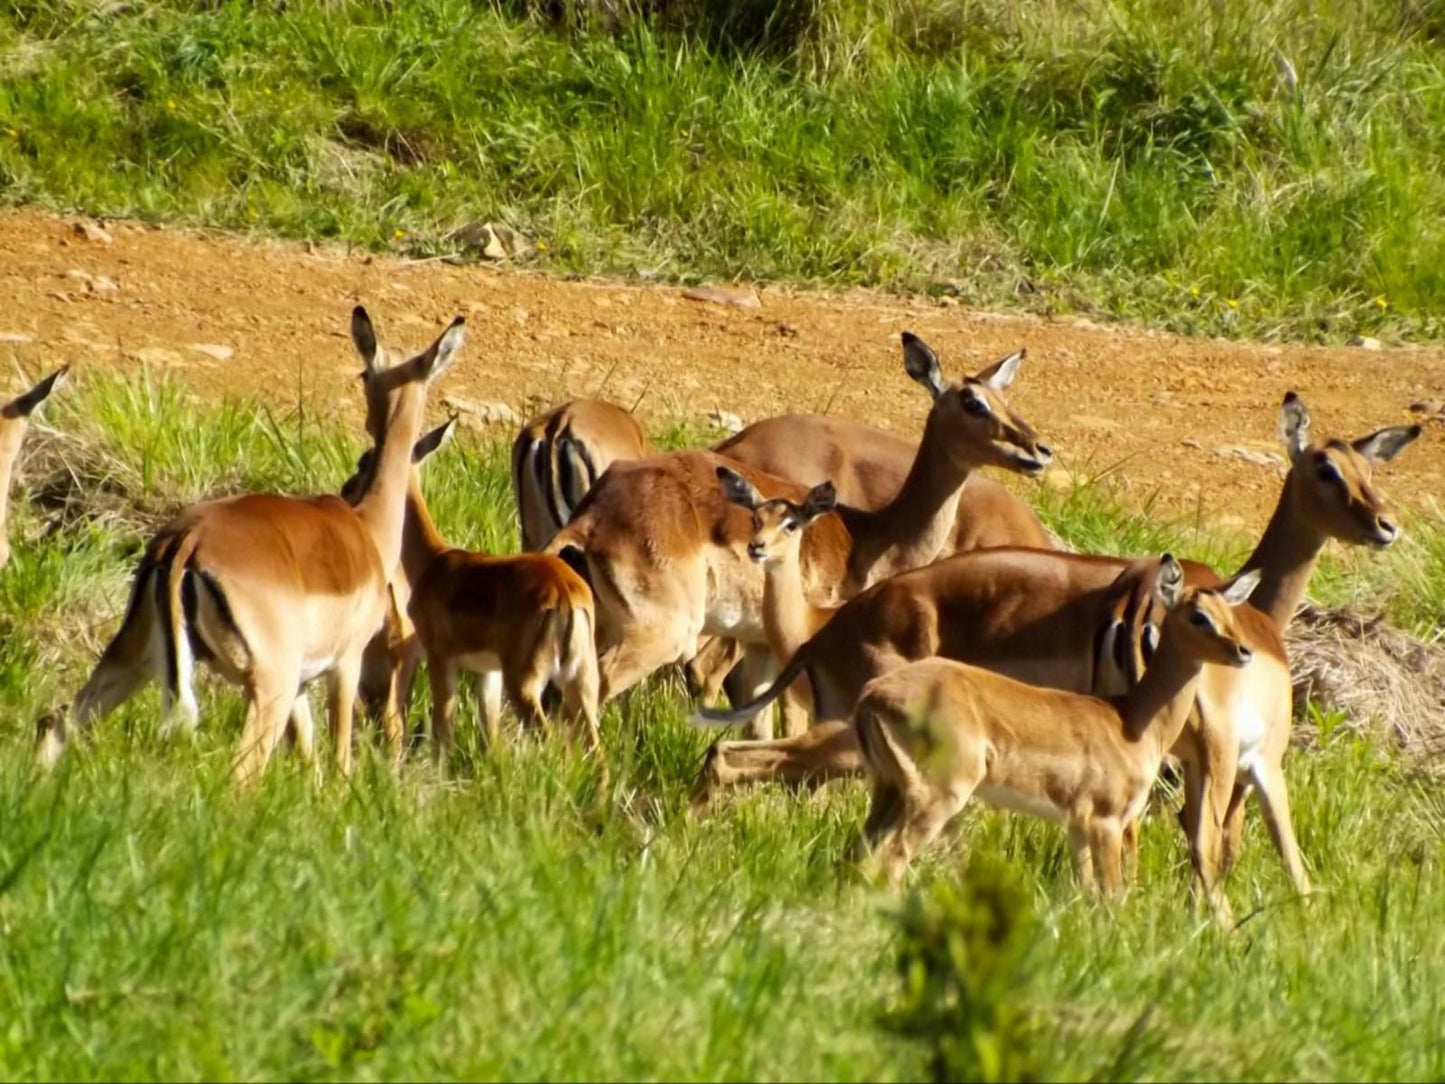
[
  {"left": 3, "top": 0, "right": 1445, "bottom": 340},
  {"left": 1, "top": 372, "right": 1443, "bottom": 1079}
]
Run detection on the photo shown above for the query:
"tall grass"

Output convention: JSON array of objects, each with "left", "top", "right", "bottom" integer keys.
[
  {"left": 1, "top": 373, "right": 1444, "bottom": 1079},
  {"left": 3, "top": 1, "right": 1444, "bottom": 340}
]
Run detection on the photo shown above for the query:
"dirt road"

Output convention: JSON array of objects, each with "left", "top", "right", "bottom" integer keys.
[{"left": 2, "top": 209, "right": 1441, "bottom": 529}]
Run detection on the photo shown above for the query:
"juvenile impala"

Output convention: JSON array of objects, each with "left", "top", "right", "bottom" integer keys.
[
  {"left": 548, "top": 334, "right": 1052, "bottom": 738},
  {"left": 34, "top": 307, "right": 465, "bottom": 787},
  {"left": 1, "top": 366, "right": 68, "bottom": 570},
  {"left": 347, "top": 419, "right": 602, "bottom": 773},
  {"left": 695, "top": 393, "right": 1419, "bottom": 915},
  {"left": 854, "top": 558, "right": 1262, "bottom": 891}
]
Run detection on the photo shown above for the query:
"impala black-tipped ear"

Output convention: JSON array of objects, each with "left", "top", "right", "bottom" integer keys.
[
  {"left": 1156, "top": 553, "right": 1186, "bottom": 608},
  {"left": 351, "top": 306, "right": 381, "bottom": 372},
  {"left": 1279, "top": 391, "right": 1311, "bottom": 461},
  {"left": 5, "top": 365, "right": 69, "bottom": 418},
  {"left": 976, "top": 348, "right": 1025, "bottom": 392},
  {"left": 902, "top": 333, "right": 945, "bottom": 400},
  {"left": 413, "top": 416, "right": 459, "bottom": 464},
  {"left": 1352, "top": 424, "right": 1422, "bottom": 463},
  {"left": 423, "top": 315, "right": 466, "bottom": 380},
  {"left": 716, "top": 465, "right": 763, "bottom": 510},
  {"left": 800, "top": 481, "right": 837, "bottom": 521},
  {"left": 1222, "top": 569, "right": 1262, "bottom": 607}
]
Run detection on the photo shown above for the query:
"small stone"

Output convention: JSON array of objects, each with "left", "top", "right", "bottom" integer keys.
[
  {"left": 73, "top": 220, "right": 113, "bottom": 244},
  {"left": 65, "top": 269, "right": 93, "bottom": 284},
  {"left": 706, "top": 408, "right": 744, "bottom": 435},
  {"left": 188, "top": 343, "right": 234, "bottom": 361},
  {"left": 1069, "top": 414, "right": 1122, "bottom": 432},
  {"left": 777, "top": 323, "right": 799, "bottom": 338},
  {"left": 1213, "top": 444, "right": 1284, "bottom": 467},
  {"left": 1347, "top": 335, "right": 1382, "bottom": 350},
  {"left": 0, "top": 332, "right": 34, "bottom": 344},
  {"left": 444, "top": 396, "right": 518, "bottom": 427},
  {"left": 1180, "top": 438, "right": 1203, "bottom": 450},
  {"left": 89, "top": 275, "right": 119, "bottom": 296},
  {"left": 682, "top": 286, "right": 762, "bottom": 311}
]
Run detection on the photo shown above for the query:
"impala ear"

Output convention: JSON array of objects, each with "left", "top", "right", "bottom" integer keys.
[
  {"left": 716, "top": 465, "right": 763, "bottom": 510},
  {"left": 413, "top": 416, "right": 459, "bottom": 465},
  {"left": 800, "top": 481, "right": 837, "bottom": 521},
  {"left": 902, "top": 333, "right": 945, "bottom": 400},
  {"left": 1352, "top": 424, "right": 1422, "bottom": 463},
  {"left": 1156, "top": 553, "right": 1186, "bottom": 608},
  {"left": 5, "top": 365, "right": 69, "bottom": 418},
  {"left": 422, "top": 315, "right": 466, "bottom": 380},
  {"left": 351, "top": 306, "right": 382, "bottom": 372},
  {"left": 1222, "top": 569, "right": 1263, "bottom": 607},
  {"left": 1279, "top": 391, "right": 1311, "bottom": 462},
  {"left": 976, "top": 347, "right": 1026, "bottom": 392}
]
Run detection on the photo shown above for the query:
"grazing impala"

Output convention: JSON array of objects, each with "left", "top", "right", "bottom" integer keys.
[
  {"left": 854, "top": 558, "right": 1262, "bottom": 891},
  {"left": 34, "top": 307, "right": 465, "bottom": 787},
  {"left": 513, "top": 398, "right": 649, "bottom": 552},
  {"left": 1, "top": 366, "right": 68, "bottom": 570},
  {"left": 695, "top": 394, "right": 1419, "bottom": 915},
  {"left": 347, "top": 418, "right": 602, "bottom": 773},
  {"left": 547, "top": 334, "right": 1053, "bottom": 736}
]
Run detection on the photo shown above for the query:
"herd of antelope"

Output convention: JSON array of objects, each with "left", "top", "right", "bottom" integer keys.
[{"left": 1, "top": 305, "right": 1423, "bottom": 920}]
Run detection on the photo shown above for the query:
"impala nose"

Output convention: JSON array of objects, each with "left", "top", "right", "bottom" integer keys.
[
  {"left": 1035, "top": 442, "right": 1054, "bottom": 463},
  {"left": 747, "top": 542, "right": 765, "bottom": 562},
  {"left": 1374, "top": 515, "right": 1399, "bottom": 545},
  {"left": 1235, "top": 644, "right": 1254, "bottom": 666}
]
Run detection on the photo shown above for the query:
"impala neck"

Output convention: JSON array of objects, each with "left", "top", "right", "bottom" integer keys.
[
  {"left": 0, "top": 425, "right": 25, "bottom": 553},
  {"left": 1236, "top": 471, "right": 1324, "bottom": 631},
  {"left": 1117, "top": 634, "right": 1205, "bottom": 755},
  {"left": 841, "top": 412, "right": 969, "bottom": 587},
  {"left": 354, "top": 395, "right": 428, "bottom": 575},
  {"left": 762, "top": 546, "right": 829, "bottom": 665},
  {"left": 399, "top": 471, "right": 449, "bottom": 583}
]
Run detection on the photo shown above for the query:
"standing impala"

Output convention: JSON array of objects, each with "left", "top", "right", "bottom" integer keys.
[
  {"left": 547, "top": 334, "right": 1053, "bottom": 736},
  {"left": 34, "top": 307, "right": 465, "bottom": 787},
  {"left": 854, "top": 558, "right": 1262, "bottom": 891},
  {"left": 695, "top": 393, "right": 1419, "bottom": 916},
  {"left": 1, "top": 366, "right": 69, "bottom": 571},
  {"left": 346, "top": 419, "right": 602, "bottom": 773}
]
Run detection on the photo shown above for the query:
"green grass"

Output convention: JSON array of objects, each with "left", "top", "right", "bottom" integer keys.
[
  {"left": 1, "top": 373, "right": 1444, "bottom": 1080},
  {"left": 4, "top": 0, "right": 1445, "bottom": 341}
]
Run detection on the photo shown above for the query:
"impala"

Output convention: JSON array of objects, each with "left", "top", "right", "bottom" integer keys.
[
  {"left": 513, "top": 397, "right": 649, "bottom": 552},
  {"left": 34, "top": 307, "right": 465, "bottom": 787},
  {"left": 547, "top": 334, "right": 1053, "bottom": 737},
  {"left": 854, "top": 559, "right": 1262, "bottom": 891},
  {"left": 347, "top": 418, "right": 602, "bottom": 773},
  {"left": 1, "top": 366, "right": 69, "bottom": 570},
  {"left": 695, "top": 393, "right": 1419, "bottom": 915}
]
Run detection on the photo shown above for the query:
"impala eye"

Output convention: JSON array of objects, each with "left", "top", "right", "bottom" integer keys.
[
  {"left": 962, "top": 393, "right": 990, "bottom": 416},
  {"left": 1316, "top": 458, "right": 1342, "bottom": 485},
  {"left": 1189, "top": 611, "right": 1213, "bottom": 630},
  {"left": 785, "top": 520, "right": 799, "bottom": 532}
]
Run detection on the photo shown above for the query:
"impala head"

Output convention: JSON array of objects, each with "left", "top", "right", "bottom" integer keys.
[
  {"left": 342, "top": 415, "right": 460, "bottom": 504},
  {"left": 2, "top": 365, "right": 69, "bottom": 568},
  {"left": 901, "top": 333, "right": 1052, "bottom": 476},
  {"left": 1157, "top": 555, "right": 1261, "bottom": 668},
  {"left": 352, "top": 306, "right": 465, "bottom": 444},
  {"left": 716, "top": 465, "right": 837, "bottom": 566},
  {"left": 1279, "top": 392, "right": 1421, "bottom": 549}
]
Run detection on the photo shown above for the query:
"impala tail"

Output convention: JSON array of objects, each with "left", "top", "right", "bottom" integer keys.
[
  {"left": 690, "top": 648, "right": 810, "bottom": 727},
  {"left": 157, "top": 535, "right": 202, "bottom": 731}
]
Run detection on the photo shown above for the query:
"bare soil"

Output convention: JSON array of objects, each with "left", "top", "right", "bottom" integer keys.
[{"left": 3, "top": 209, "right": 1442, "bottom": 529}]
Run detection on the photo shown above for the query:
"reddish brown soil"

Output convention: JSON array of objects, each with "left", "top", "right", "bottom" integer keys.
[{"left": 2, "top": 209, "right": 1442, "bottom": 530}]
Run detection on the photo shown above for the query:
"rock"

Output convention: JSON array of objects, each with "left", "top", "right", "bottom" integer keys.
[
  {"left": 444, "top": 396, "right": 518, "bottom": 427},
  {"left": 0, "top": 332, "right": 34, "bottom": 344},
  {"left": 682, "top": 286, "right": 762, "bottom": 311},
  {"left": 1213, "top": 444, "right": 1284, "bottom": 468},
  {"left": 73, "top": 220, "right": 113, "bottom": 244},
  {"left": 1347, "top": 335, "right": 1382, "bottom": 350},
  {"left": 446, "top": 221, "right": 534, "bottom": 261},
  {"left": 1069, "top": 414, "right": 1122, "bottom": 432},
  {"left": 1180, "top": 437, "right": 1203, "bottom": 450},
  {"left": 188, "top": 343, "right": 234, "bottom": 361},
  {"left": 706, "top": 408, "right": 744, "bottom": 435},
  {"left": 777, "top": 323, "right": 799, "bottom": 338},
  {"left": 130, "top": 347, "right": 186, "bottom": 367},
  {"left": 90, "top": 275, "right": 119, "bottom": 296}
]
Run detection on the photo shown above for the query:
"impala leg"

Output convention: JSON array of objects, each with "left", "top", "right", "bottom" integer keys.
[
  {"left": 561, "top": 660, "right": 606, "bottom": 785},
  {"left": 1251, "top": 760, "right": 1313, "bottom": 897},
  {"left": 850, "top": 780, "right": 906, "bottom": 871},
  {"left": 1121, "top": 819, "right": 1140, "bottom": 884},
  {"left": 882, "top": 785, "right": 970, "bottom": 887},
  {"left": 1220, "top": 781, "right": 1251, "bottom": 876},
  {"left": 1088, "top": 819, "right": 1126, "bottom": 898},
  {"left": 683, "top": 636, "right": 745, "bottom": 705},
  {"left": 691, "top": 720, "right": 864, "bottom": 811},
  {"left": 233, "top": 677, "right": 295, "bottom": 790},
  {"left": 1069, "top": 823, "right": 1095, "bottom": 894},
  {"left": 380, "top": 649, "right": 417, "bottom": 766},
  {"left": 327, "top": 655, "right": 360, "bottom": 779},
  {"left": 288, "top": 693, "right": 323, "bottom": 787},
  {"left": 1181, "top": 752, "right": 1233, "bottom": 921},
  {"left": 478, "top": 669, "right": 503, "bottom": 750},
  {"left": 429, "top": 660, "right": 459, "bottom": 771}
]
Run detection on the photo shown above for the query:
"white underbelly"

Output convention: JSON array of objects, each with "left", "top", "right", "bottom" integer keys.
[
  {"left": 458, "top": 651, "right": 504, "bottom": 673},
  {"left": 975, "top": 783, "right": 1066, "bottom": 825}
]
